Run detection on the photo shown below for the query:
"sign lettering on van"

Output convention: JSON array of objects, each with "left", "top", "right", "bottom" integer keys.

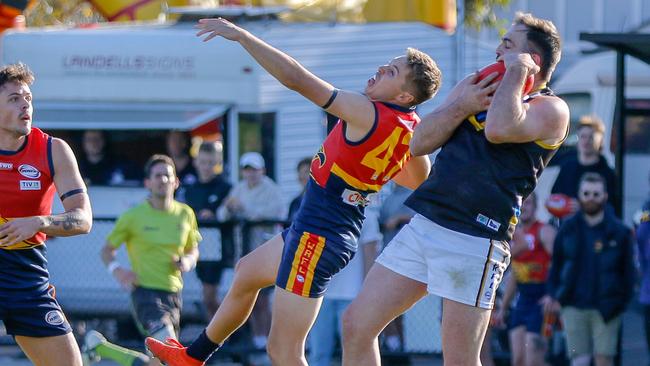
[{"left": 62, "top": 55, "right": 195, "bottom": 78}]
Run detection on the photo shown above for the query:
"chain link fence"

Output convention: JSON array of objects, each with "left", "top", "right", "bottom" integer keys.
[{"left": 43, "top": 218, "right": 443, "bottom": 360}]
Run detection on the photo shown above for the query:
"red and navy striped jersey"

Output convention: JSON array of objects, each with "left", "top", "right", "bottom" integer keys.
[
  {"left": 293, "top": 102, "right": 419, "bottom": 246},
  {"left": 512, "top": 221, "right": 551, "bottom": 284},
  {"left": 0, "top": 128, "right": 55, "bottom": 248}
]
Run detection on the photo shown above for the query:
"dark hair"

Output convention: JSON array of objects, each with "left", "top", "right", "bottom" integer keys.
[
  {"left": 198, "top": 141, "right": 222, "bottom": 154},
  {"left": 144, "top": 154, "right": 176, "bottom": 178},
  {"left": 297, "top": 157, "right": 312, "bottom": 172},
  {"left": 404, "top": 48, "right": 442, "bottom": 106},
  {"left": 579, "top": 172, "right": 607, "bottom": 190},
  {"left": 0, "top": 62, "right": 34, "bottom": 90},
  {"left": 514, "top": 12, "right": 562, "bottom": 81}
]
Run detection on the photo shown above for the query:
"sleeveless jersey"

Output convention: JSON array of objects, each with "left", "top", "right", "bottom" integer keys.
[
  {"left": 406, "top": 89, "right": 565, "bottom": 241},
  {"left": 294, "top": 102, "right": 419, "bottom": 244},
  {"left": 511, "top": 221, "right": 551, "bottom": 284},
  {"left": 0, "top": 127, "right": 55, "bottom": 291}
]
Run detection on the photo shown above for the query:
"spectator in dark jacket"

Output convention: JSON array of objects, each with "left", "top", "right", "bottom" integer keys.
[
  {"left": 542, "top": 172, "right": 634, "bottom": 366},
  {"left": 636, "top": 173, "right": 650, "bottom": 357},
  {"left": 550, "top": 115, "right": 618, "bottom": 216}
]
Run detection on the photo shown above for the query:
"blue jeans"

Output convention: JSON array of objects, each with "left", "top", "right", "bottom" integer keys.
[{"left": 308, "top": 299, "right": 352, "bottom": 366}]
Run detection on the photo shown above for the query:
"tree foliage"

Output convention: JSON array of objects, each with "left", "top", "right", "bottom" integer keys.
[
  {"left": 23, "top": 0, "right": 513, "bottom": 31},
  {"left": 24, "top": 0, "right": 104, "bottom": 27},
  {"left": 464, "top": 0, "right": 511, "bottom": 31}
]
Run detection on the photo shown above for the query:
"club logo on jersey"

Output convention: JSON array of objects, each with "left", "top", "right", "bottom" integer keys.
[
  {"left": 315, "top": 147, "right": 326, "bottom": 168},
  {"left": 18, "top": 164, "right": 41, "bottom": 179},
  {"left": 0, "top": 162, "right": 12, "bottom": 170},
  {"left": 44, "top": 310, "right": 65, "bottom": 326},
  {"left": 341, "top": 188, "right": 371, "bottom": 207},
  {"left": 20, "top": 180, "right": 41, "bottom": 190}
]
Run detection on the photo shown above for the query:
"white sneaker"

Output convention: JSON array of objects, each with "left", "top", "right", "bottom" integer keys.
[{"left": 81, "top": 330, "right": 106, "bottom": 366}]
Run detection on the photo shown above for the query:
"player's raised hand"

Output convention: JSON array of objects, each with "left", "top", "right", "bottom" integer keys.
[
  {"left": 453, "top": 71, "right": 500, "bottom": 115},
  {"left": 196, "top": 18, "right": 247, "bottom": 42}
]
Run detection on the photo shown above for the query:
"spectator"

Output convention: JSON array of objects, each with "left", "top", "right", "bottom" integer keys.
[
  {"left": 83, "top": 154, "right": 201, "bottom": 366},
  {"left": 217, "top": 151, "right": 286, "bottom": 350},
  {"left": 288, "top": 157, "right": 312, "bottom": 223},
  {"left": 542, "top": 172, "right": 634, "bottom": 366},
  {"left": 308, "top": 201, "right": 381, "bottom": 366},
  {"left": 166, "top": 130, "right": 198, "bottom": 186},
  {"left": 494, "top": 192, "right": 556, "bottom": 366},
  {"left": 183, "top": 141, "right": 232, "bottom": 320},
  {"left": 78, "top": 129, "right": 137, "bottom": 186},
  {"left": 551, "top": 115, "right": 617, "bottom": 216},
  {"left": 637, "top": 173, "right": 650, "bottom": 358}
]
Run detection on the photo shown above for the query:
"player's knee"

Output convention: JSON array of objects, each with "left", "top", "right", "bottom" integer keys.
[
  {"left": 341, "top": 306, "right": 364, "bottom": 344},
  {"left": 266, "top": 337, "right": 301, "bottom": 364}
]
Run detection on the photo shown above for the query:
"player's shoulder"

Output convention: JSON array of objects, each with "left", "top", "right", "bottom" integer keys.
[
  {"left": 174, "top": 200, "right": 198, "bottom": 218},
  {"left": 529, "top": 94, "right": 569, "bottom": 117}
]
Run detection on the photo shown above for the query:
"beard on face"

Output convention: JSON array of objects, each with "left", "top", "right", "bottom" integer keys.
[{"left": 580, "top": 199, "right": 605, "bottom": 216}]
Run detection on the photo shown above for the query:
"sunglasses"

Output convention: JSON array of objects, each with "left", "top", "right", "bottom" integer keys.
[{"left": 579, "top": 190, "right": 603, "bottom": 198}]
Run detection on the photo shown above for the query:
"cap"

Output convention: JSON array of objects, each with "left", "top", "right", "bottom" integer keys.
[{"left": 240, "top": 152, "right": 265, "bottom": 169}]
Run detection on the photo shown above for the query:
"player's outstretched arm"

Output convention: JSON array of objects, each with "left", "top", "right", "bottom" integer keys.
[
  {"left": 42, "top": 138, "right": 92, "bottom": 236},
  {"left": 391, "top": 155, "right": 431, "bottom": 190},
  {"left": 196, "top": 18, "right": 375, "bottom": 131},
  {"left": 485, "top": 53, "right": 569, "bottom": 145},
  {"left": 410, "top": 72, "right": 499, "bottom": 156}
]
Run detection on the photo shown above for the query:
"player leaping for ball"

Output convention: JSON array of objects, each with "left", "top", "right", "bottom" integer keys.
[
  {"left": 341, "top": 12, "right": 570, "bottom": 366},
  {"left": 146, "top": 17, "right": 441, "bottom": 366}
]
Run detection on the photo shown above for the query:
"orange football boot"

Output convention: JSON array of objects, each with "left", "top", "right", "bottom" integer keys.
[{"left": 145, "top": 337, "right": 204, "bottom": 366}]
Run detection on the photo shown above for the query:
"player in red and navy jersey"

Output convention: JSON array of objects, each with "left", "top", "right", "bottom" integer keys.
[
  {"left": 493, "top": 192, "right": 556, "bottom": 366},
  {"left": 146, "top": 18, "right": 441, "bottom": 366},
  {"left": 0, "top": 63, "right": 92, "bottom": 366}
]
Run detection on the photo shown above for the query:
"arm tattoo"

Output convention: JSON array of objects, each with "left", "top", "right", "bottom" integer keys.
[{"left": 50, "top": 211, "right": 85, "bottom": 231}]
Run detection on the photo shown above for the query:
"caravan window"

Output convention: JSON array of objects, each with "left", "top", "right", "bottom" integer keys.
[
  {"left": 558, "top": 93, "right": 592, "bottom": 147},
  {"left": 623, "top": 99, "right": 650, "bottom": 154},
  {"left": 238, "top": 112, "right": 277, "bottom": 181}
]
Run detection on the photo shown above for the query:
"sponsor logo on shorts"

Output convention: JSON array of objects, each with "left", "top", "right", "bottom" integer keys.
[
  {"left": 0, "top": 162, "right": 12, "bottom": 170},
  {"left": 44, "top": 310, "right": 65, "bottom": 326},
  {"left": 341, "top": 189, "right": 371, "bottom": 207},
  {"left": 483, "top": 262, "right": 506, "bottom": 303},
  {"left": 20, "top": 180, "right": 41, "bottom": 190},
  {"left": 18, "top": 164, "right": 41, "bottom": 179},
  {"left": 476, "top": 214, "right": 489, "bottom": 225},
  {"left": 296, "top": 274, "right": 305, "bottom": 283}
]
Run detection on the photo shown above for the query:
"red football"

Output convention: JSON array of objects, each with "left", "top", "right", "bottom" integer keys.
[
  {"left": 545, "top": 193, "right": 573, "bottom": 218},
  {"left": 477, "top": 61, "right": 535, "bottom": 95}
]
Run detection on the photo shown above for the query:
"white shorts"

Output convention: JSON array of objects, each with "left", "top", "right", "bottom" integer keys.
[{"left": 376, "top": 214, "right": 511, "bottom": 309}]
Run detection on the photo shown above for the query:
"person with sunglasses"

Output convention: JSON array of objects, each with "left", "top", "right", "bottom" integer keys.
[{"left": 541, "top": 172, "right": 634, "bottom": 366}]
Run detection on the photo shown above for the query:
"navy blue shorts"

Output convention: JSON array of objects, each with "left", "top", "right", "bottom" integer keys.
[
  {"left": 0, "top": 285, "right": 71, "bottom": 337},
  {"left": 509, "top": 293, "right": 544, "bottom": 334},
  {"left": 275, "top": 227, "right": 354, "bottom": 298}
]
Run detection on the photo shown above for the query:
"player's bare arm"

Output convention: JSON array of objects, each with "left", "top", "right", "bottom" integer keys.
[
  {"left": 196, "top": 18, "right": 375, "bottom": 134},
  {"left": 101, "top": 241, "right": 137, "bottom": 290},
  {"left": 485, "top": 53, "right": 569, "bottom": 144},
  {"left": 176, "top": 246, "right": 199, "bottom": 272},
  {"left": 41, "top": 138, "right": 92, "bottom": 235},
  {"left": 0, "top": 138, "right": 91, "bottom": 247},
  {"left": 391, "top": 154, "right": 431, "bottom": 190},
  {"left": 410, "top": 72, "right": 500, "bottom": 156},
  {"left": 539, "top": 224, "right": 557, "bottom": 255}
]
